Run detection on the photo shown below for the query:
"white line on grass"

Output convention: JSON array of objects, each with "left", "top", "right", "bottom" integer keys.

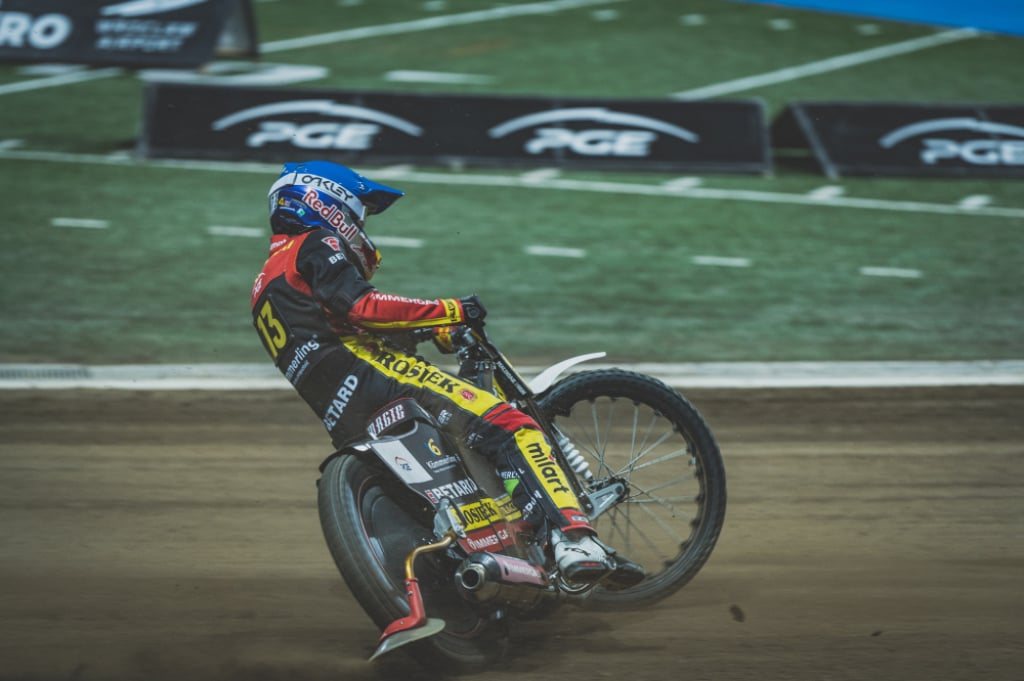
[
  {"left": 260, "top": 0, "right": 628, "bottom": 53},
  {"left": 958, "top": 195, "right": 992, "bottom": 210},
  {"left": 520, "top": 168, "right": 562, "bottom": 183},
  {"left": 692, "top": 255, "right": 751, "bottom": 268},
  {"left": 674, "top": 184, "right": 1023, "bottom": 219},
  {"left": 672, "top": 28, "right": 978, "bottom": 99},
  {"left": 662, "top": 176, "right": 702, "bottom": 191},
  {"left": 207, "top": 225, "right": 264, "bottom": 237},
  {"left": 526, "top": 245, "right": 587, "bottom": 258},
  {"left": 373, "top": 236, "right": 425, "bottom": 248},
  {"left": 372, "top": 163, "right": 417, "bottom": 177},
  {"left": 0, "top": 67, "right": 124, "bottom": 97},
  {"left": 768, "top": 18, "right": 795, "bottom": 31},
  {"left": 808, "top": 185, "right": 845, "bottom": 200},
  {"left": 860, "top": 266, "right": 923, "bottom": 279},
  {"left": 369, "top": 167, "right": 1024, "bottom": 220},
  {"left": 17, "top": 64, "right": 87, "bottom": 76},
  {"left": 51, "top": 217, "right": 109, "bottom": 229},
  {"left": 384, "top": 70, "right": 494, "bottom": 85},
  {"left": 6, "top": 149, "right": 1024, "bottom": 220}
]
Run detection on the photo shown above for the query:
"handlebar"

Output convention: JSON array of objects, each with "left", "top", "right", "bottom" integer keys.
[{"left": 383, "top": 322, "right": 528, "bottom": 399}]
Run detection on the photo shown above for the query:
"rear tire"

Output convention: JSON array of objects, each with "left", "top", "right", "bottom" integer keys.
[
  {"left": 317, "top": 454, "right": 506, "bottom": 667},
  {"left": 540, "top": 370, "right": 727, "bottom": 609}
]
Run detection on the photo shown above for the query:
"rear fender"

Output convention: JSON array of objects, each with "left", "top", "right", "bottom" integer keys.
[{"left": 318, "top": 397, "right": 442, "bottom": 474}]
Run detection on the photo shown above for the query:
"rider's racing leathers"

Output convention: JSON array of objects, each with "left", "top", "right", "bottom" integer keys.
[{"left": 251, "top": 227, "right": 593, "bottom": 537}]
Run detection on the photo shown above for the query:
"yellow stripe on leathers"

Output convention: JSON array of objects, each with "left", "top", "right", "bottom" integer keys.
[
  {"left": 514, "top": 428, "right": 582, "bottom": 511},
  {"left": 344, "top": 336, "right": 584, "bottom": 514},
  {"left": 342, "top": 336, "right": 502, "bottom": 417}
]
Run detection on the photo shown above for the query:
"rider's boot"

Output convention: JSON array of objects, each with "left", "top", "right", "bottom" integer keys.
[
  {"left": 551, "top": 529, "right": 646, "bottom": 588},
  {"left": 551, "top": 529, "right": 647, "bottom": 588},
  {"left": 552, "top": 528, "right": 614, "bottom": 583}
]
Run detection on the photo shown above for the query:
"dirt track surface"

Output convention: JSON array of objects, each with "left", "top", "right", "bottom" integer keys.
[{"left": 2, "top": 387, "right": 1022, "bottom": 681}]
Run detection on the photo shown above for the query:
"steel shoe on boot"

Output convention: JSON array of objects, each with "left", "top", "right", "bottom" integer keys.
[
  {"left": 589, "top": 536, "right": 645, "bottom": 589},
  {"left": 602, "top": 554, "right": 646, "bottom": 590},
  {"left": 552, "top": 529, "right": 613, "bottom": 584}
]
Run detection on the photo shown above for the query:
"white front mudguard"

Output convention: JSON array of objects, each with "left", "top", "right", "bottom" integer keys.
[{"left": 527, "top": 352, "right": 606, "bottom": 394}]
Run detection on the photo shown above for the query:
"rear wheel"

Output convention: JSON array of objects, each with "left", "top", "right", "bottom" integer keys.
[
  {"left": 540, "top": 370, "right": 727, "bottom": 609},
  {"left": 317, "top": 454, "right": 506, "bottom": 667}
]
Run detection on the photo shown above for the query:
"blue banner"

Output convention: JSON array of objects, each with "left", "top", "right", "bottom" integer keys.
[{"left": 731, "top": 1, "right": 1024, "bottom": 37}]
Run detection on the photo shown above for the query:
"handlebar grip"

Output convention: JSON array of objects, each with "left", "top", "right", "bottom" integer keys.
[{"left": 459, "top": 295, "right": 487, "bottom": 328}]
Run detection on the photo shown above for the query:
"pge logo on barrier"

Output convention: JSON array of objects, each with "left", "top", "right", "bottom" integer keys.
[
  {"left": 488, "top": 107, "right": 700, "bottom": 158},
  {"left": 142, "top": 84, "right": 768, "bottom": 173},
  {"left": 879, "top": 117, "right": 1024, "bottom": 167},
  {"left": 211, "top": 100, "right": 424, "bottom": 150}
]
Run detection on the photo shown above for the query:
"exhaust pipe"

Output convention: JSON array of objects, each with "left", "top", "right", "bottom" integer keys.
[{"left": 455, "top": 552, "right": 556, "bottom": 608}]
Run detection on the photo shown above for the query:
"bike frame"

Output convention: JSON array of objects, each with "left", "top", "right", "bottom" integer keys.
[{"left": 349, "top": 324, "right": 608, "bottom": 659}]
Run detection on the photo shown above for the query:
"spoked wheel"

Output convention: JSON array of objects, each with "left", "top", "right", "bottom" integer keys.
[
  {"left": 539, "top": 370, "right": 727, "bottom": 609},
  {"left": 318, "top": 454, "right": 506, "bottom": 667}
]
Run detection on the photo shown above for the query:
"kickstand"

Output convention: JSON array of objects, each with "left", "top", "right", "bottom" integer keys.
[{"left": 369, "top": 531, "right": 456, "bottom": 661}]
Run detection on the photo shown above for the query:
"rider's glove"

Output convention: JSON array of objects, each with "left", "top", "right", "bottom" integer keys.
[
  {"left": 432, "top": 325, "right": 458, "bottom": 354},
  {"left": 459, "top": 295, "right": 487, "bottom": 328}
]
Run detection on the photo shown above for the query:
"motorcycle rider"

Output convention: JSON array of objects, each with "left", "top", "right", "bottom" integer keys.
[{"left": 251, "top": 160, "right": 643, "bottom": 588}]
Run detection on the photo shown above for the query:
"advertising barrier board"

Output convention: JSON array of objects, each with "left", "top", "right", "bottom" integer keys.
[
  {"left": 0, "top": 0, "right": 257, "bottom": 68},
  {"left": 138, "top": 83, "right": 771, "bottom": 174},
  {"left": 773, "top": 102, "right": 1024, "bottom": 178}
]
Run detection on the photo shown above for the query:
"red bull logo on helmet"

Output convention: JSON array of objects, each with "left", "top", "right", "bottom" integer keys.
[{"left": 302, "top": 189, "right": 359, "bottom": 240}]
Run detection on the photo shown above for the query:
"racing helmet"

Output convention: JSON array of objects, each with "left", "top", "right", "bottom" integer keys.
[{"left": 268, "top": 161, "right": 404, "bottom": 280}]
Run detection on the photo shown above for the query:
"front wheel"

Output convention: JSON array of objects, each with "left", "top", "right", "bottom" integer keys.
[
  {"left": 539, "top": 370, "right": 727, "bottom": 609},
  {"left": 317, "top": 454, "right": 506, "bottom": 667}
]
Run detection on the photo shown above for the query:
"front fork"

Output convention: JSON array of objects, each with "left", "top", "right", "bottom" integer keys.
[{"left": 549, "top": 425, "right": 628, "bottom": 521}]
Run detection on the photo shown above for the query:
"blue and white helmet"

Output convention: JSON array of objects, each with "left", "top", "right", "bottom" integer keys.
[{"left": 268, "top": 161, "right": 404, "bottom": 280}]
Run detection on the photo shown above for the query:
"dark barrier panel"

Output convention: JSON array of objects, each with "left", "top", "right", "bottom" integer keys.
[
  {"left": 773, "top": 102, "right": 1024, "bottom": 178},
  {"left": 0, "top": 0, "right": 257, "bottom": 68},
  {"left": 138, "top": 83, "right": 770, "bottom": 174}
]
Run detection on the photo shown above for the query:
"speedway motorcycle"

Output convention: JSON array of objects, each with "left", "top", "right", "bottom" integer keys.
[{"left": 316, "top": 321, "right": 727, "bottom": 666}]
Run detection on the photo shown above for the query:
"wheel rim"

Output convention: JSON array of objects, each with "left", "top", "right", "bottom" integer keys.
[{"left": 553, "top": 396, "right": 708, "bottom": 583}]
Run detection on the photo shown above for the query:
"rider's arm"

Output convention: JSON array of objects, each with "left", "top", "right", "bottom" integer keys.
[
  {"left": 298, "top": 231, "right": 482, "bottom": 333},
  {"left": 347, "top": 291, "right": 465, "bottom": 330}
]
